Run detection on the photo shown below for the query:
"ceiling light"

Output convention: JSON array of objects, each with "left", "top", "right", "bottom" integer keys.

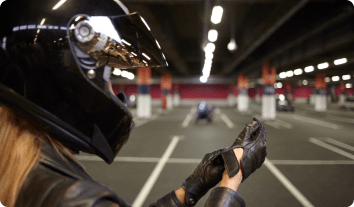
[
  {"left": 211, "top": 6, "right": 223, "bottom": 24},
  {"left": 40, "top": 18, "right": 46, "bottom": 25},
  {"left": 277, "top": 82, "right": 283, "bottom": 88},
  {"left": 200, "top": 76, "right": 208, "bottom": 83},
  {"left": 279, "top": 72, "right": 287, "bottom": 79},
  {"left": 286, "top": 71, "right": 293, "bottom": 77},
  {"left": 304, "top": 66, "right": 314, "bottom": 73},
  {"left": 205, "top": 52, "right": 213, "bottom": 60},
  {"left": 122, "top": 39, "right": 131, "bottom": 46},
  {"left": 317, "top": 62, "right": 329, "bottom": 69},
  {"left": 204, "top": 43, "right": 215, "bottom": 53},
  {"left": 227, "top": 39, "right": 237, "bottom": 52},
  {"left": 325, "top": 77, "right": 330, "bottom": 83},
  {"left": 334, "top": 58, "right": 347, "bottom": 65},
  {"left": 113, "top": 68, "right": 121, "bottom": 76},
  {"left": 346, "top": 83, "right": 353, "bottom": 88},
  {"left": 332, "top": 76, "right": 340, "bottom": 82},
  {"left": 121, "top": 70, "right": 129, "bottom": 78},
  {"left": 127, "top": 73, "right": 135, "bottom": 80},
  {"left": 142, "top": 53, "right": 151, "bottom": 60},
  {"left": 342, "top": 74, "right": 351, "bottom": 80},
  {"left": 294, "top": 68, "right": 302, "bottom": 75},
  {"left": 52, "top": 0, "right": 66, "bottom": 10},
  {"left": 208, "top": 29, "right": 218, "bottom": 42},
  {"left": 302, "top": 80, "right": 308, "bottom": 85}
]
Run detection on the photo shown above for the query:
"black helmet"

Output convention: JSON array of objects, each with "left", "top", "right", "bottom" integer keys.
[{"left": 0, "top": 0, "right": 168, "bottom": 164}]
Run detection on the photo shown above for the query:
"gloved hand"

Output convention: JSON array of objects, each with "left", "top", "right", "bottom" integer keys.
[
  {"left": 181, "top": 118, "right": 267, "bottom": 206},
  {"left": 225, "top": 117, "right": 267, "bottom": 181},
  {"left": 181, "top": 148, "right": 227, "bottom": 206}
]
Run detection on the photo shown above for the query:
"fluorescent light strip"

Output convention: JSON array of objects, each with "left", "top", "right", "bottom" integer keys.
[
  {"left": 40, "top": 18, "right": 46, "bottom": 25},
  {"left": 122, "top": 39, "right": 131, "bottom": 46},
  {"left": 211, "top": 6, "right": 223, "bottom": 24},
  {"left": 53, "top": 0, "right": 67, "bottom": 10},
  {"left": 342, "top": 75, "right": 351, "bottom": 80},
  {"left": 317, "top": 62, "right": 329, "bottom": 69},
  {"left": 294, "top": 69, "right": 302, "bottom": 75},
  {"left": 142, "top": 53, "right": 151, "bottom": 60},
  {"left": 304, "top": 66, "right": 314, "bottom": 73},
  {"left": 334, "top": 58, "right": 347, "bottom": 65}
]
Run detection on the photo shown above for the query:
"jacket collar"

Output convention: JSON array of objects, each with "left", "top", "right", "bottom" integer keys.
[{"left": 38, "top": 138, "right": 92, "bottom": 180}]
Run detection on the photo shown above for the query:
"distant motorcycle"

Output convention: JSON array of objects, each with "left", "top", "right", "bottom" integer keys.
[{"left": 195, "top": 101, "right": 216, "bottom": 124}]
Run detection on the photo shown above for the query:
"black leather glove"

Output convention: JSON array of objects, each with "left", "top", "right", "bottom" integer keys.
[
  {"left": 224, "top": 117, "right": 267, "bottom": 182},
  {"left": 181, "top": 148, "right": 228, "bottom": 206},
  {"left": 182, "top": 118, "right": 266, "bottom": 206}
]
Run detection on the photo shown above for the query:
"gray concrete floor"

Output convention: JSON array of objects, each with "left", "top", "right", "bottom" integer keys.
[{"left": 77, "top": 103, "right": 354, "bottom": 207}]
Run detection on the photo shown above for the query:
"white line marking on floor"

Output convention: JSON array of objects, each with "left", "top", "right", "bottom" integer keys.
[
  {"left": 254, "top": 114, "right": 280, "bottom": 129},
  {"left": 326, "top": 114, "right": 354, "bottom": 124},
  {"left": 325, "top": 138, "right": 354, "bottom": 152},
  {"left": 220, "top": 113, "right": 235, "bottom": 128},
  {"left": 274, "top": 118, "right": 293, "bottom": 129},
  {"left": 264, "top": 159, "right": 314, "bottom": 207},
  {"left": 309, "top": 138, "right": 354, "bottom": 160},
  {"left": 181, "top": 107, "right": 196, "bottom": 128},
  {"left": 291, "top": 114, "right": 340, "bottom": 129},
  {"left": 135, "top": 114, "right": 159, "bottom": 128},
  {"left": 215, "top": 108, "right": 221, "bottom": 115},
  {"left": 132, "top": 136, "right": 180, "bottom": 207},
  {"left": 270, "top": 160, "right": 354, "bottom": 165},
  {"left": 76, "top": 156, "right": 354, "bottom": 165}
]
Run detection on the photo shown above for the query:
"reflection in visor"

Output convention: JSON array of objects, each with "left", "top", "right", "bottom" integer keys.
[{"left": 69, "top": 12, "right": 168, "bottom": 70}]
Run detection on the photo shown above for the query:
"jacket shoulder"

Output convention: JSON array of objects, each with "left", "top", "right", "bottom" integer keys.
[{"left": 16, "top": 162, "right": 129, "bottom": 207}]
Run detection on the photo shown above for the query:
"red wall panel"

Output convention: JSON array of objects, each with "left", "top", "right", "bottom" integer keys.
[{"left": 180, "top": 84, "right": 230, "bottom": 99}]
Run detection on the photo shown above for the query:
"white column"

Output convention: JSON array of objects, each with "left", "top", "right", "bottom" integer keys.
[
  {"left": 167, "top": 94, "right": 173, "bottom": 110},
  {"left": 137, "top": 94, "right": 151, "bottom": 119},
  {"left": 262, "top": 85, "right": 276, "bottom": 120},
  {"left": 315, "top": 89, "right": 327, "bottom": 112},
  {"left": 227, "top": 93, "right": 236, "bottom": 107},
  {"left": 173, "top": 93, "right": 180, "bottom": 106},
  {"left": 238, "top": 89, "right": 249, "bottom": 112}
]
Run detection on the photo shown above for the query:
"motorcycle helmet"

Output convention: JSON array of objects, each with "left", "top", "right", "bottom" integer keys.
[{"left": 0, "top": 0, "right": 168, "bottom": 164}]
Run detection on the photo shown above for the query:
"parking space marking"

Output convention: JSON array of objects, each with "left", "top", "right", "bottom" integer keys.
[
  {"left": 325, "top": 138, "right": 354, "bottom": 152},
  {"left": 264, "top": 159, "right": 314, "bottom": 207},
  {"left": 270, "top": 160, "right": 354, "bottom": 165},
  {"left": 291, "top": 114, "right": 340, "bottom": 129},
  {"left": 134, "top": 114, "right": 159, "bottom": 128},
  {"left": 254, "top": 114, "right": 280, "bottom": 129},
  {"left": 309, "top": 138, "right": 354, "bottom": 160},
  {"left": 132, "top": 136, "right": 181, "bottom": 207},
  {"left": 220, "top": 113, "right": 235, "bottom": 128},
  {"left": 325, "top": 114, "right": 354, "bottom": 124},
  {"left": 274, "top": 118, "right": 293, "bottom": 129},
  {"left": 181, "top": 107, "right": 196, "bottom": 128}
]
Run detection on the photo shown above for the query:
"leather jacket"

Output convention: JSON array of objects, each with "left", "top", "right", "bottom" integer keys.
[{"left": 15, "top": 140, "right": 245, "bottom": 207}]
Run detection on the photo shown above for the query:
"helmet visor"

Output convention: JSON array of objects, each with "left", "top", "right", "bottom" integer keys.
[{"left": 69, "top": 12, "right": 168, "bottom": 70}]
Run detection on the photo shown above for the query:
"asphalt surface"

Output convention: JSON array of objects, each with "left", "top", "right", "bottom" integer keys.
[{"left": 76, "top": 102, "right": 354, "bottom": 207}]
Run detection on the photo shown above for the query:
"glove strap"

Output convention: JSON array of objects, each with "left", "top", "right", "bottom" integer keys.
[{"left": 221, "top": 150, "right": 240, "bottom": 177}]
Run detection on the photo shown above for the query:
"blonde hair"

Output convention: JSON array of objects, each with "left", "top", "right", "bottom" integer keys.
[{"left": 0, "top": 105, "right": 85, "bottom": 207}]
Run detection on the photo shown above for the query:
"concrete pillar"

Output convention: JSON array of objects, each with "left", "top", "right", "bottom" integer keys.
[
  {"left": 173, "top": 85, "right": 180, "bottom": 106},
  {"left": 227, "top": 85, "right": 236, "bottom": 107},
  {"left": 262, "top": 61, "right": 276, "bottom": 120},
  {"left": 315, "top": 73, "right": 327, "bottom": 112},
  {"left": 237, "top": 75, "right": 249, "bottom": 112},
  {"left": 255, "top": 87, "right": 262, "bottom": 103},
  {"left": 161, "top": 72, "right": 172, "bottom": 110},
  {"left": 137, "top": 67, "right": 151, "bottom": 119},
  {"left": 338, "top": 82, "right": 347, "bottom": 108}
]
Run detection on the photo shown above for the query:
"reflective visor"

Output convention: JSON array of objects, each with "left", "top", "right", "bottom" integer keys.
[{"left": 69, "top": 13, "right": 168, "bottom": 70}]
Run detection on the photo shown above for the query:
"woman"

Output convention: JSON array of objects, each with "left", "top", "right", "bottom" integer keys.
[{"left": 0, "top": 0, "right": 266, "bottom": 206}]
